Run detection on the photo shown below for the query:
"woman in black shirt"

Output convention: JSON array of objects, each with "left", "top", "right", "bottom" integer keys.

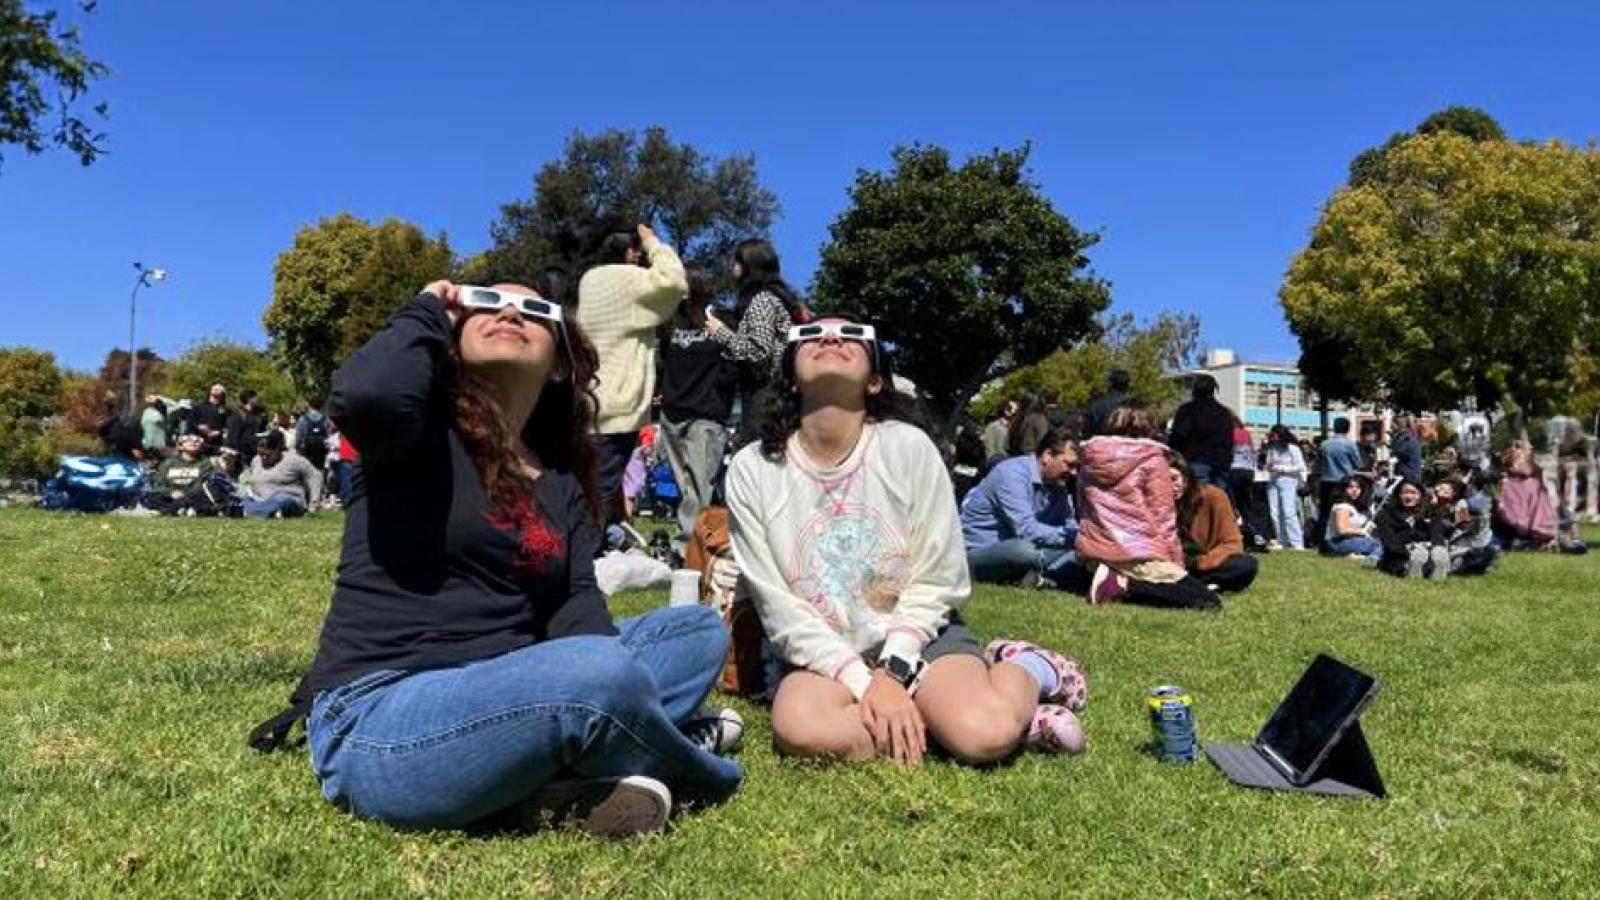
[{"left": 260, "top": 280, "right": 742, "bottom": 837}]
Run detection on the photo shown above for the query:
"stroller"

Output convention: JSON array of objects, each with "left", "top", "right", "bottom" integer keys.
[{"left": 640, "top": 458, "right": 682, "bottom": 520}]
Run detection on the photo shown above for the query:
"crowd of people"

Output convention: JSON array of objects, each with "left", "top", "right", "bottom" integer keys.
[
  {"left": 74, "top": 215, "right": 1564, "bottom": 840},
  {"left": 94, "top": 386, "right": 349, "bottom": 518}
]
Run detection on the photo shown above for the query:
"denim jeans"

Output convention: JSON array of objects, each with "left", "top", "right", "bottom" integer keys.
[
  {"left": 242, "top": 492, "right": 306, "bottom": 519},
  {"left": 967, "top": 538, "right": 1091, "bottom": 591},
  {"left": 1268, "top": 477, "right": 1304, "bottom": 548},
  {"left": 306, "top": 604, "right": 743, "bottom": 829},
  {"left": 1325, "top": 534, "right": 1382, "bottom": 559},
  {"left": 657, "top": 416, "right": 727, "bottom": 549},
  {"left": 1189, "top": 461, "right": 1227, "bottom": 490}
]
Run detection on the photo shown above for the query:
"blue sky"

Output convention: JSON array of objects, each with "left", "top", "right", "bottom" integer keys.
[{"left": 5, "top": 1, "right": 1598, "bottom": 373}]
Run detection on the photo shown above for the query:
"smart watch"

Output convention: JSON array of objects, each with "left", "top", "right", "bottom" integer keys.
[{"left": 879, "top": 654, "right": 927, "bottom": 693}]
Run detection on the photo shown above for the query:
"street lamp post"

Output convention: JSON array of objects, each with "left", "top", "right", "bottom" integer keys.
[{"left": 127, "top": 262, "right": 168, "bottom": 415}]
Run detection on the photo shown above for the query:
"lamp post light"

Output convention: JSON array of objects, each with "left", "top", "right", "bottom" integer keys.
[{"left": 128, "top": 262, "right": 168, "bottom": 415}]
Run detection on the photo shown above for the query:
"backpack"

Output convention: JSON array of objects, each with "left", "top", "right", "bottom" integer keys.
[
  {"left": 684, "top": 505, "right": 766, "bottom": 697},
  {"left": 300, "top": 417, "right": 329, "bottom": 457}
]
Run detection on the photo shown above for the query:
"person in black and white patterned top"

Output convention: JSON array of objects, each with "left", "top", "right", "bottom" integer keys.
[{"left": 706, "top": 239, "right": 808, "bottom": 441}]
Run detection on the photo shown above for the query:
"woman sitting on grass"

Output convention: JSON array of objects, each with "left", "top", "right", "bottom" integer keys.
[
  {"left": 255, "top": 278, "right": 742, "bottom": 838},
  {"left": 1374, "top": 479, "right": 1450, "bottom": 580},
  {"left": 1432, "top": 478, "right": 1498, "bottom": 576},
  {"left": 1171, "top": 453, "right": 1258, "bottom": 593},
  {"left": 1076, "top": 407, "right": 1221, "bottom": 610},
  {"left": 1323, "top": 476, "right": 1382, "bottom": 562},
  {"left": 726, "top": 318, "right": 1088, "bottom": 766}
]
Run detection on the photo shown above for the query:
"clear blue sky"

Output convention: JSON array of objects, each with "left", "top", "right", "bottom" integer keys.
[{"left": 5, "top": 1, "right": 1598, "bottom": 373}]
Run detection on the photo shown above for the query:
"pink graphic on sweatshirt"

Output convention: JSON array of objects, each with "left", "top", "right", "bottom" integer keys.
[{"left": 787, "top": 500, "right": 910, "bottom": 636}]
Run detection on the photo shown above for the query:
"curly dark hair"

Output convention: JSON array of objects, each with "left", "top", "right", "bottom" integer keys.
[
  {"left": 756, "top": 330, "right": 926, "bottom": 462},
  {"left": 449, "top": 276, "right": 602, "bottom": 523}
]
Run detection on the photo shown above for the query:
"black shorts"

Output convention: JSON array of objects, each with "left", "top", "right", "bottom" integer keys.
[{"left": 772, "top": 613, "right": 982, "bottom": 688}]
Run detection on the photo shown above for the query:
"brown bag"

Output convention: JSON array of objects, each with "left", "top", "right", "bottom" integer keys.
[{"left": 685, "top": 505, "right": 766, "bottom": 697}]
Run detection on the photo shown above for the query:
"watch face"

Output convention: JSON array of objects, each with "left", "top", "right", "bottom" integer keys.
[{"left": 886, "top": 657, "right": 912, "bottom": 681}]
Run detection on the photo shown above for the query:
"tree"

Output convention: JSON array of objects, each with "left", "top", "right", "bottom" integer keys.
[
  {"left": 164, "top": 338, "right": 297, "bottom": 413},
  {"left": 1347, "top": 105, "right": 1505, "bottom": 188},
  {"left": 94, "top": 347, "right": 165, "bottom": 411},
  {"left": 0, "top": 346, "right": 62, "bottom": 419},
  {"left": 812, "top": 143, "right": 1111, "bottom": 430},
  {"left": 485, "top": 126, "right": 779, "bottom": 282},
  {"left": 0, "top": 0, "right": 108, "bottom": 172},
  {"left": 1282, "top": 132, "right": 1600, "bottom": 419},
  {"left": 970, "top": 312, "right": 1199, "bottom": 421},
  {"left": 264, "top": 214, "right": 454, "bottom": 401}
]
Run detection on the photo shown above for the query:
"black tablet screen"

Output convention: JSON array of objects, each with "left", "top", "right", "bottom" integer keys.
[{"left": 1258, "top": 655, "right": 1377, "bottom": 778}]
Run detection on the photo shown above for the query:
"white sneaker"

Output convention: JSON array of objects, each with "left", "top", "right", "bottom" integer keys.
[
  {"left": 682, "top": 706, "right": 745, "bottom": 756},
  {"left": 527, "top": 775, "right": 672, "bottom": 839}
]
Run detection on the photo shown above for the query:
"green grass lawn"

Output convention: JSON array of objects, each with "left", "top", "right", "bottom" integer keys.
[{"left": 2, "top": 508, "right": 1598, "bottom": 898}]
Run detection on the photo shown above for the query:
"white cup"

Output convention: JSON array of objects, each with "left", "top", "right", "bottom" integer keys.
[{"left": 670, "top": 569, "right": 702, "bottom": 606}]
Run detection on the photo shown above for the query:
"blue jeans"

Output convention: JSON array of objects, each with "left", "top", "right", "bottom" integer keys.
[
  {"left": 1190, "top": 461, "right": 1227, "bottom": 490},
  {"left": 306, "top": 605, "right": 743, "bottom": 829},
  {"left": 1325, "top": 534, "right": 1382, "bottom": 559},
  {"left": 1269, "top": 477, "right": 1304, "bottom": 548},
  {"left": 967, "top": 538, "right": 1091, "bottom": 592},
  {"left": 242, "top": 492, "right": 306, "bottom": 519},
  {"left": 657, "top": 416, "right": 727, "bottom": 551}
]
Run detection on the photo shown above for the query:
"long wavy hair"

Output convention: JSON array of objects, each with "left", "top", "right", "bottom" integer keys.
[
  {"left": 756, "top": 324, "right": 925, "bottom": 463},
  {"left": 449, "top": 275, "right": 602, "bottom": 523},
  {"left": 1169, "top": 451, "right": 1204, "bottom": 534}
]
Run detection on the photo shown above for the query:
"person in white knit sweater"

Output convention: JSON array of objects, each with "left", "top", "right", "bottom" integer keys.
[{"left": 727, "top": 319, "right": 1089, "bottom": 766}]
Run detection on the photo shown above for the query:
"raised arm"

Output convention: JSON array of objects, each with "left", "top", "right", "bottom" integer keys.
[{"left": 326, "top": 290, "right": 455, "bottom": 464}]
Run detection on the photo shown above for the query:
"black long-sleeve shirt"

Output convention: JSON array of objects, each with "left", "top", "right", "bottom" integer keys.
[{"left": 295, "top": 294, "right": 615, "bottom": 701}]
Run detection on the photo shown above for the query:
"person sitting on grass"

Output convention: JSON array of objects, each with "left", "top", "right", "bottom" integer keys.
[
  {"left": 144, "top": 433, "right": 215, "bottom": 515},
  {"left": 1322, "top": 475, "right": 1382, "bottom": 562},
  {"left": 1170, "top": 453, "right": 1258, "bottom": 594},
  {"left": 1373, "top": 479, "right": 1450, "bottom": 580},
  {"left": 726, "top": 317, "right": 1089, "bottom": 766},
  {"left": 1492, "top": 441, "right": 1560, "bottom": 551},
  {"left": 239, "top": 430, "right": 322, "bottom": 519},
  {"left": 960, "top": 425, "right": 1090, "bottom": 592},
  {"left": 1075, "top": 407, "right": 1222, "bottom": 610},
  {"left": 1432, "top": 477, "right": 1498, "bottom": 576},
  {"left": 253, "top": 277, "right": 742, "bottom": 839}
]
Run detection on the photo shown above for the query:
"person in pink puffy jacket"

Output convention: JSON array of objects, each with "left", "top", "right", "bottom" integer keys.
[{"left": 1074, "top": 406, "right": 1221, "bottom": 610}]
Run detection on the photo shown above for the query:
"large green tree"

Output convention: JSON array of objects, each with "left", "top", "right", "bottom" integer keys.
[
  {"left": 812, "top": 143, "right": 1111, "bottom": 430},
  {"left": 164, "top": 338, "right": 297, "bottom": 414},
  {"left": 0, "top": 345, "right": 62, "bottom": 419},
  {"left": 1281, "top": 132, "right": 1600, "bottom": 418},
  {"left": 263, "top": 214, "right": 454, "bottom": 401},
  {"left": 485, "top": 126, "right": 779, "bottom": 283},
  {"left": 1347, "top": 105, "right": 1506, "bottom": 189},
  {"left": 0, "top": 0, "right": 108, "bottom": 172}
]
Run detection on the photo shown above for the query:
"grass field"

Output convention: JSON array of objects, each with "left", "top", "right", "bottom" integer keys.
[{"left": 1, "top": 507, "right": 1598, "bottom": 898}]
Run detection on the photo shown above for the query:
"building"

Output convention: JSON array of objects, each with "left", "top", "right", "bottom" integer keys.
[{"left": 1180, "top": 349, "right": 1369, "bottom": 441}]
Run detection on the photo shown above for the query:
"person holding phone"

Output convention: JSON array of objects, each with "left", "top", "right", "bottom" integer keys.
[
  {"left": 261, "top": 278, "right": 741, "bottom": 838},
  {"left": 726, "top": 318, "right": 1088, "bottom": 766}
]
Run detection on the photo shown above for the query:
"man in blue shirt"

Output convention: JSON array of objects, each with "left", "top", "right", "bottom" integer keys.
[
  {"left": 1315, "top": 417, "right": 1365, "bottom": 548},
  {"left": 961, "top": 425, "right": 1089, "bottom": 590}
]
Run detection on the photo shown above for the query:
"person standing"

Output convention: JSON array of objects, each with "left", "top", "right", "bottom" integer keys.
[
  {"left": 1085, "top": 369, "right": 1131, "bottom": 438},
  {"left": 230, "top": 389, "right": 268, "bottom": 468},
  {"left": 705, "top": 238, "right": 807, "bottom": 444},
  {"left": 575, "top": 221, "right": 688, "bottom": 528},
  {"left": 1314, "top": 417, "right": 1364, "bottom": 548},
  {"left": 1390, "top": 415, "right": 1423, "bottom": 485},
  {"left": 1264, "top": 425, "right": 1308, "bottom": 550},
  {"left": 1006, "top": 393, "right": 1052, "bottom": 458},
  {"left": 1166, "top": 374, "right": 1234, "bottom": 488},
  {"left": 194, "top": 383, "right": 230, "bottom": 455},
  {"left": 982, "top": 400, "right": 1018, "bottom": 467},
  {"left": 295, "top": 400, "right": 332, "bottom": 472},
  {"left": 139, "top": 394, "right": 169, "bottom": 458},
  {"left": 656, "top": 272, "right": 736, "bottom": 556}
]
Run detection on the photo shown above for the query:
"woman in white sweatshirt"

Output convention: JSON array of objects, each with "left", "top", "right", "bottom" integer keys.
[{"left": 726, "top": 318, "right": 1088, "bottom": 766}]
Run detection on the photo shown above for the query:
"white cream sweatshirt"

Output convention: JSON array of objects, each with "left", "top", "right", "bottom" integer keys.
[
  {"left": 575, "top": 239, "right": 688, "bottom": 434},
  {"left": 726, "top": 420, "right": 970, "bottom": 700}
]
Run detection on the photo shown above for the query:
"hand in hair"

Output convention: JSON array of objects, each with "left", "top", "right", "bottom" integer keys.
[{"left": 421, "top": 281, "right": 462, "bottom": 325}]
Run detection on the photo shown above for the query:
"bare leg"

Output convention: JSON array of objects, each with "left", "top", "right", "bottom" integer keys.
[
  {"left": 770, "top": 670, "right": 876, "bottom": 762},
  {"left": 915, "top": 656, "right": 1036, "bottom": 765}
]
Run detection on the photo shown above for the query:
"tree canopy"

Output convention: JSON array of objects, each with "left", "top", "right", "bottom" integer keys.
[
  {"left": 970, "top": 312, "right": 1200, "bottom": 421},
  {"left": 0, "top": 346, "right": 63, "bottom": 420},
  {"left": 484, "top": 126, "right": 778, "bottom": 284},
  {"left": 263, "top": 214, "right": 454, "bottom": 402},
  {"left": 164, "top": 338, "right": 297, "bottom": 413},
  {"left": 1347, "top": 105, "right": 1505, "bottom": 189},
  {"left": 0, "top": 0, "right": 108, "bottom": 172},
  {"left": 812, "top": 143, "right": 1111, "bottom": 429},
  {"left": 1282, "top": 132, "right": 1600, "bottom": 418}
]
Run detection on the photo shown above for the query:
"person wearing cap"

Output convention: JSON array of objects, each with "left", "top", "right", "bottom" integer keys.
[{"left": 195, "top": 384, "right": 230, "bottom": 454}]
